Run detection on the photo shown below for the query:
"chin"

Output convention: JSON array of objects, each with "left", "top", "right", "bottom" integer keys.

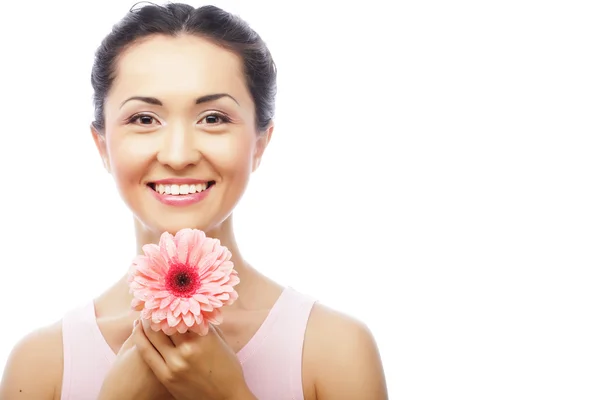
[
  {"left": 140, "top": 213, "right": 231, "bottom": 237},
  {"left": 129, "top": 185, "right": 239, "bottom": 238}
]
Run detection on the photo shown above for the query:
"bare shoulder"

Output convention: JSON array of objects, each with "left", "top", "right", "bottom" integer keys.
[
  {"left": 303, "top": 303, "right": 388, "bottom": 400},
  {"left": 0, "top": 320, "right": 64, "bottom": 400}
]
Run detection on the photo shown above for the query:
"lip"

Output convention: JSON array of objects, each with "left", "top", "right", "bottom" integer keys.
[{"left": 148, "top": 184, "right": 213, "bottom": 207}]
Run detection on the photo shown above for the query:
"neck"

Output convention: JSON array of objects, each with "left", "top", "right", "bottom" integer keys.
[{"left": 134, "top": 215, "right": 241, "bottom": 259}]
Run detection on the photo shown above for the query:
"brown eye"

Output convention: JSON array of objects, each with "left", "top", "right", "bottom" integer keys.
[
  {"left": 204, "top": 114, "right": 222, "bottom": 124},
  {"left": 138, "top": 115, "right": 155, "bottom": 125},
  {"left": 127, "top": 114, "right": 159, "bottom": 126},
  {"left": 199, "top": 112, "right": 231, "bottom": 126}
]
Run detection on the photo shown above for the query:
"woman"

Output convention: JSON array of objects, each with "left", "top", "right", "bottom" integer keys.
[{"left": 0, "top": 3, "right": 387, "bottom": 399}]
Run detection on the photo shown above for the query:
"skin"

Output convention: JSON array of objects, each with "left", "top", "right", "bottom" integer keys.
[{"left": 0, "top": 34, "right": 388, "bottom": 400}]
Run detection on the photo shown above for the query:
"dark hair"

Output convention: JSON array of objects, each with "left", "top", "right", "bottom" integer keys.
[{"left": 91, "top": 2, "right": 277, "bottom": 133}]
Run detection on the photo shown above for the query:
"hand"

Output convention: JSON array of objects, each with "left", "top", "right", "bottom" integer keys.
[
  {"left": 97, "top": 321, "right": 175, "bottom": 400},
  {"left": 135, "top": 319, "right": 255, "bottom": 400}
]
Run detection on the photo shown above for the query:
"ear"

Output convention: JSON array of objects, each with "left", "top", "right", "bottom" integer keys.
[
  {"left": 91, "top": 124, "right": 111, "bottom": 173},
  {"left": 252, "top": 122, "right": 274, "bottom": 172}
]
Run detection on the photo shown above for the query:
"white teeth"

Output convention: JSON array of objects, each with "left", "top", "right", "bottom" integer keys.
[{"left": 154, "top": 182, "right": 211, "bottom": 195}]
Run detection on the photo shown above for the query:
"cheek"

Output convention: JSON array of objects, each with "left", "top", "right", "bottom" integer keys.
[
  {"left": 107, "top": 136, "right": 154, "bottom": 186},
  {"left": 204, "top": 135, "right": 255, "bottom": 178}
]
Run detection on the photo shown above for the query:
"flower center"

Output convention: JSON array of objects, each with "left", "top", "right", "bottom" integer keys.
[{"left": 165, "top": 263, "right": 201, "bottom": 297}]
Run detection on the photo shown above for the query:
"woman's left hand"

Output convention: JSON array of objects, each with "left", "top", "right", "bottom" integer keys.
[{"left": 133, "top": 319, "right": 255, "bottom": 400}]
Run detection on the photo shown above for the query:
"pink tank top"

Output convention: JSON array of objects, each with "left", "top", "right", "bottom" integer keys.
[{"left": 60, "top": 286, "right": 316, "bottom": 400}]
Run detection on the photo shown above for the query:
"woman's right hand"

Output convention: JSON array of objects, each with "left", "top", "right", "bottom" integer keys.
[{"left": 97, "top": 320, "right": 174, "bottom": 400}]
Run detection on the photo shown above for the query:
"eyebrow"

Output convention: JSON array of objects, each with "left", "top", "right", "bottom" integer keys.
[{"left": 119, "top": 93, "right": 240, "bottom": 109}]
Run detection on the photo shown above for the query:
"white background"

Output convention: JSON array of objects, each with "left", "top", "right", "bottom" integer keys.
[{"left": 1, "top": 0, "right": 599, "bottom": 398}]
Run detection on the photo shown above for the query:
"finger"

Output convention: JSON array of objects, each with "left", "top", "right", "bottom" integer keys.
[
  {"left": 117, "top": 320, "right": 139, "bottom": 355},
  {"left": 211, "top": 324, "right": 227, "bottom": 342},
  {"left": 132, "top": 321, "right": 171, "bottom": 378},
  {"left": 141, "top": 318, "right": 176, "bottom": 358},
  {"left": 209, "top": 325, "right": 238, "bottom": 359},
  {"left": 204, "top": 324, "right": 231, "bottom": 349},
  {"left": 168, "top": 330, "right": 197, "bottom": 347},
  {"left": 167, "top": 323, "right": 220, "bottom": 348},
  {"left": 169, "top": 320, "right": 211, "bottom": 346}
]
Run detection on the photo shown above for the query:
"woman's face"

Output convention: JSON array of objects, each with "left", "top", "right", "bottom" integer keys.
[{"left": 93, "top": 34, "right": 272, "bottom": 235}]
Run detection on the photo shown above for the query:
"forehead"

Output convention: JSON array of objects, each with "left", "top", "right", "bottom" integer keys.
[{"left": 108, "top": 34, "right": 249, "bottom": 104}]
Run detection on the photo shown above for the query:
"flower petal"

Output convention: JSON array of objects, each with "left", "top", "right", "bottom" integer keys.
[
  {"left": 182, "top": 312, "right": 195, "bottom": 327},
  {"left": 205, "top": 309, "right": 223, "bottom": 325},
  {"left": 174, "top": 228, "right": 193, "bottom": 245},
  {"left": 141, "top": 308, "right": 152, "bottom": 319},
  {"left": 205, "top": 270, "right": 227, "bottom": 282},
  {"left": 159, "top": 232, "right": 178, "bottom": 264},
  {"left": 142, "top": 244, "right": 170, "bottom": 275},
  {"left": 218, "top": 248, "right": 232, "bottom": 263},
  {"left": 169, "top": 297, "right": 181, "bottom": 311},
  {"left": 173, "top": 305, "right": 182, "bottom": 318},
  {"left": 217, "top": 284, "right": 235, "bottom": 293},
  {"left": 210, "top": 246, "right": 226, "bottom": 263},
  {"left": 151, "top": 321, "right": 163, "bottom": 332},
  {"left": 160, "top": 295, "right": 174, "bottom": 310},
  {"left": 192, "top": 293, "right": 210, "bottom": 304},
  {"left": 176, "top": 320, "right": 189, "bottom": 334},
  {"left": 228, "top": 274, "right": 241, "bottom": 287},
  {"left": 218, "top": 260, "right": 234, "bottom": 275},
  {"left": 174, "top": 229, "right": 192, "bottom": 265},
  {"left": 161, "top": 320, "right": 177, "bottom": 336},
  {"left": 129, "top": 281, "right": 144, "bottom": 291},
  {"left": 131, "top": 298, "right": 144, "bottom": 311},
  {"left": 152, "top": 309, "right": 168, "bottom": 324},
  {"left": 153, "top": 290, "right": 171, "bottom": 299},
  {"left": 179, "top": 300, "right": 190, "bottom": 315},
  {"left": 187, "top": 230, "right": 206, "bottom": 268},
  {"left": 132, "top": 289, "right": 153, "bottom": 302},
  {"left": 132, "top": 275, "right": 162, "bottom": 291},
  {"left": 188, "top": 298, "right": 201, "bottom": 315},
  {"left": 197, "top": 251, "right": 221, "bottom": 275},
  {"left": 226, "top": 290, "right": 239, "bottom": 305},
  {"left": 190, "top": 320, "right": 210, "bottom": 336},
  {"left": 204, "top": 236, "right": 218, "bottom": 250},
  {"left": 148, "top": 295, "right": 164, "bottom": 307},
  {"left": 208, "top": 297, "right": 223, "bottom": 308},
  {"left": 215, "top": 292, "right": 230, "bottom": 301},
  {"left": 167, "top": 310, "right": 179, "bottom": 327}
]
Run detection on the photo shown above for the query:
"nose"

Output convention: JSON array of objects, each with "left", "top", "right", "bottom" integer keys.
[{"left": 156, "top": 122, "right": 201, "bottom": 170}]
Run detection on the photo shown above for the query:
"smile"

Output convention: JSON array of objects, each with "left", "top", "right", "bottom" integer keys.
[
  {"left": 149, "top": 182, "right": 215, "bottom": 195},
  {"left": 147, "top": 181, "right": 216, "bottom": 206}
]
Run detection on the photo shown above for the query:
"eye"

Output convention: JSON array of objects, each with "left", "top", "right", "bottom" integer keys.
[
  {"left": 127, "top": 113, "right": 160, "bottom": 126},
  {"left": 199, "top": 112, "right": 231, "bottom": 125}
]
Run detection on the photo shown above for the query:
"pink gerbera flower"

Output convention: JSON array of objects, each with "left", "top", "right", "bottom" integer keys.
[{"left": 127, "top": 229, "right": 239, "bottom": 336}]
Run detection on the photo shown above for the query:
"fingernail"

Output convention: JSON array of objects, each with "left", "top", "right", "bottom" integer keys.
[{"left": 133, "top": 319, "right": 139, "bottom": 329}]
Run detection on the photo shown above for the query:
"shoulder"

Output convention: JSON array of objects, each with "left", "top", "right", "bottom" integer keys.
[
  {"left": 303, "top": 303, "right": 388, "bottom": 400},
  {"left": 0, "top": 320, "right": 64, "bottom": 400}
]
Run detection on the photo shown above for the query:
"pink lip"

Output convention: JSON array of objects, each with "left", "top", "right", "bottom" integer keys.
[{"left": 148, "top": 184, "right": 213, "bottom": 207}]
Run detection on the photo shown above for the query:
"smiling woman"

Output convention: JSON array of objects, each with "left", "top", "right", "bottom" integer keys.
[{"left": 0, "top": 3, "right": 387, "bottom": 400}]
